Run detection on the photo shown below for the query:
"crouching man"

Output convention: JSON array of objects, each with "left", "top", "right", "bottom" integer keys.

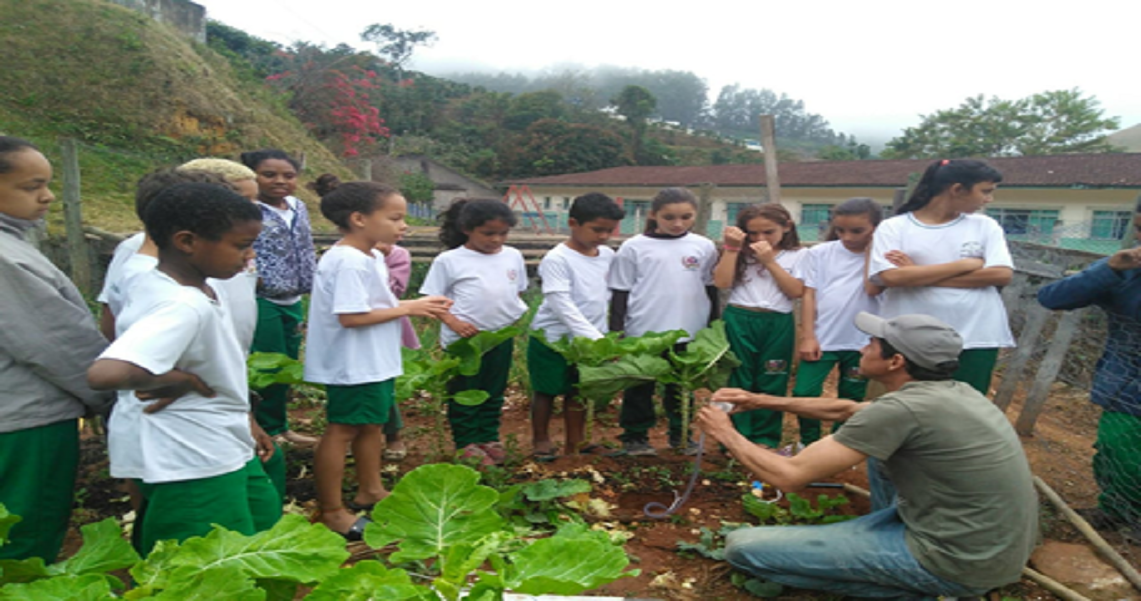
[{"left": 697, "top": 312, "right": 1038, "bottom": 599}]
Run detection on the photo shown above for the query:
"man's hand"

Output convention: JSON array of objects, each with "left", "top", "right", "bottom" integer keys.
[
  {"left": 1108, "top": 247, "right": 1141, "bottom": 272},
  {"left": 710, "top": 388, "right": 773, "bottom": 412},
  {"left": 137, "top": 369, "right": 214, "bottom": 414},
  {"left": 695, "top": 405, "right": 737, "bottom": 443}
]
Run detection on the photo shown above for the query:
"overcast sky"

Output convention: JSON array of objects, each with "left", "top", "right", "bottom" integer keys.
[{"left": 197, "top": 0, "right": 1141, "bottom": 146}]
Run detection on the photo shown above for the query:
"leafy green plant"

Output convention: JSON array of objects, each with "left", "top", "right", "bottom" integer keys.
[
  {"left": 675, "top": 523, "right": 783, "bottom": 598},
  {"left": 395, "top": 326, "right": 523, "bottom": 458},
  {"left": 365, "top": 464, "right": 637, "bottom": 599},
  {"left": 742, "top": 492, "right": 856, "bottom": 526},
  {"left": 496, "top": 478, "right": 592, "bottom": 528},
  {"left": 247, "top": 352, "right": 306, "bottom": 391}
]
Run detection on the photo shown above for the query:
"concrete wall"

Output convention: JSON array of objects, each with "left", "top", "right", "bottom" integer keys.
[{"left": 106, "top": 0, "right": 206, "bottom": 43}]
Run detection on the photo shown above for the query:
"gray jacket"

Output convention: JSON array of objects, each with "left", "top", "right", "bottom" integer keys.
[{"left": 0, "top": 214, "right": 112, "bottom": 433}]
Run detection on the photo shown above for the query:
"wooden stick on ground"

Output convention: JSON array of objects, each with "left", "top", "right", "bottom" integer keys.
[
  {"left": 842, "top": 483, "right": 870, "bottom": 498},
  {"left": 1022, "top": 567, "right": 1091, "bottom": 601},
  {"left": 1033, "top": 475, "right": 1141, "bottom": 592}
]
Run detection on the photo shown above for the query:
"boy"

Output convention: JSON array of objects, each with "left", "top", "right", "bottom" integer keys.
[
  {"left": 528, "top": 193, "right": 625, "bottom": 459},
  {"left": 87, "top": 183, "right": 280, "bottom": 554}
]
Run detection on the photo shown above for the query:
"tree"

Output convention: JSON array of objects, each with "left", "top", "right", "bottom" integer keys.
[
  {"left": 360, "top": 23, "right": 437, "bottom": 69},
  {"left": 882, "top": 89, "right": 1121, "bottom": 159},
  {"left": 503, "top": 90, "right": 567, "bottom": 131},
  {"left": 710, "top": 84, "right": 844, "bottom": 147},
  {"left": 611, "top": 85, "right": 657, "bottom": 164},
  {"left": 505, "top": 119, "right": 628, "bottom": 177},
  {"left": 817, "top": 140, "right": 873, "bottom": 160},
  {"left": 398, "top": 171, "right": 435, "bottom": 206}
]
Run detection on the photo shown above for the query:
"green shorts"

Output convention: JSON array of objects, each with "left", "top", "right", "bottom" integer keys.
[
  {"left": 0, "top": 419, "right": 79, "bottom": 563},
  {"left": 326, "top": 380, "right": 395, "bottom": 426},
  {"left": 527, "top": 336, "right": 577, "bottom": 397},
  {"left": 136, "top": 457, "right": 281, "bottom": 556}
]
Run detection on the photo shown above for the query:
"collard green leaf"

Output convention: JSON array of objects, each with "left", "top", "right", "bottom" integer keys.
[
  {"left": 742, "top": 494, "right": 781, "bottom": 523},
  {"left": 150, "top": 565, "right": 264, "bottom": 601},
  {"left": 305, "top": 561, "right": 426, "bottom": 601},
  {"left": 616, "top": 329, "right": 686, "bottom": 356},
  {"left": 786, "top": 493, "right": 823, "bottom": 521},
  {"left": 128, "top": 538, "right": 180, "bottom": 594},
  {"left": 48, "top": 518, "right": 139, "bottom": 579},
  {"left": 0, "top": 558, "right": 48, "bottom": 586},
  {"left": 505, "top": 534, "right": 635, "bottom": 595},
  {"left": 364, "top": 464, "right": 504, "bottom": 564},
  {"left": 448, "top": 326, "right": 524, "bottom": 376},
  {"left": 577, "top": 354, "right": 671, "bottom": 401},
  {"left": 439, "top": 532, "right": 512, "bottom": 589},
  {"left": 0, "top": 505, "right": 20, "bottom": 549},
  {"left": 0, "top": 574, "right": 111, "bottom": 601},
  {"left": 520, "top": 479, "right": 591, "bottom": 502},
  {"left": 452, "top": 390, "right": 490, "bottom": 407},
  {"left": 668, "top": 321, "right": 740, "bottom": 391},
  {"left": 135, "top": 515, "right": 347, "bottom": 589}
]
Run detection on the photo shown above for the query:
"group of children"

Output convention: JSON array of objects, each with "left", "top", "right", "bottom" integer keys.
[{"left": 0, "top": 132, "right": 1019, "bottom": 562}]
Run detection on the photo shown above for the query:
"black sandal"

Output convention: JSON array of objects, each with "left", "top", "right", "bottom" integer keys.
[
  {"left": 338, "top": 516, "right": 372, "bottom": 542},
  {"left": 345, "top": 499, "right": 377, "bottom": 514}
]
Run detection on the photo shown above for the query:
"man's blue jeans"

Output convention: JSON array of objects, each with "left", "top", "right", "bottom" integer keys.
[{"left": 723, "top": 459, "right": 990, "bottom": 599}]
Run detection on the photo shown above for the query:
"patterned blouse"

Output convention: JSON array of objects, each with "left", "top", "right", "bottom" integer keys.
[{"left": 253, "top": 196, "right": 316, "bottom": 300}]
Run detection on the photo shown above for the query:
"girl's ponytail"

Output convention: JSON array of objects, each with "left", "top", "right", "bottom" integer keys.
[
  {"left": 438, "top": 198, "right": 471, "bottom": 249},
  {"left": 896, "top": 159, "right": 1003, "bottom": 215}
]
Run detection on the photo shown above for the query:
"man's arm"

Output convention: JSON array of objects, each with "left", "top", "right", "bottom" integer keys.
[
  {"left": 696, "top": 406, "right": 867, "bottom": 492},
  {"left": 711, "top": 388, "right": 868, "bottom": 421}
]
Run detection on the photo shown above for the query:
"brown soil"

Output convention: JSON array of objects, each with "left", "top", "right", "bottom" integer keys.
[{"left": 61, "top": 376, "right": 1134, "bottom": 600}]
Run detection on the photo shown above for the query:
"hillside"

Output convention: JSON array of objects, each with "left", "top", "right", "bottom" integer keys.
[
  {"left": 1108, "top": 123, "right": 1141, "bottom": 152},
  {"left": 0, "top": 0, "right": 352, "bottom": 233}
]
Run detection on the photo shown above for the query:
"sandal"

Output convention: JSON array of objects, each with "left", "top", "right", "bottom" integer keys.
[
  {"left": 575, "top": 443, "right": 610, "bottom": 456},
  {"left": 346, "top": 499, "right": 376, "bottom": 514},
  {"left": 531, "top": 448, "right": 558, "bottom": 463},
  {"left": 337, "top": 516, "right": 372, "bottom": 542},
  {"left": 382, "top": 448, "right": 408, "bottom": 461}
]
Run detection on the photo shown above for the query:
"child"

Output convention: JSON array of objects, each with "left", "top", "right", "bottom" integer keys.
[
  {"left": 0, "top": 137, "right": 112, "bottom": 563},
  {"left": 304, "top": 176, "right": 450, "bottom": 539},
  {"left": 867, "top": 159, "right": 1014, "bottom": 395},
  {"left": 1038, "top": 201, "right": 1141, "bottom": 539},
  {"left": 609, "top": 187, "right": 718, "bottom": 456},
  {"left": 713, "top": 204, "right": 806, "bottom": 450},
  {"left": 87, "top": 183, "right": 280, "bottom": 555},
  {"left": 529, "top": 193, "right": 625, "bottom": 459},
  {"left": 792, "top": 198, "right": 884, "bottom": 447},
  {"left": 241, "top": 149, "right": 318, "bottom": 446},
  {"left": 420, "top": 198, "right": 528, "bottom": 465},
  {"left": 375, "top": 239, "right": 417, "bottom": 461}
]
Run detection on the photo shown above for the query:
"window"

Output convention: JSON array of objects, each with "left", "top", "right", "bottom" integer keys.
[
  {"left": 1091, "top": 210, "right": 1133, "bottom": 240},
  {"left": 563, "top": 197, "right": 571, "bottom": 210},
  {"left": 543, "top": 196, "right": 552, "bottom": 210},
  {"left": 986, "top": 208, "right": 1058, "bottom": 236},
  {"left": 725, "top": 202, "right": 749, "bottom": 226},
  {"left": 801, "top": 204, "right": 832, "bottom": 230}
]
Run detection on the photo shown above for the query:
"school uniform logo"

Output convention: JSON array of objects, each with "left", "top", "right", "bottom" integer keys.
[
  {"left": 507, "top": 269, "right": 519, "bottom": 281},
  {"left": 960, "top": 241, "right": 984, "bottom": 258},
  {"left": 764, "top": 360, "right": 787, "bottom": 374},
  {"left": 843, "top": 366, "right": 865, "bottom": 381},
  {"left": 681, "top": 256, "right": 700, "bottom": 270}
]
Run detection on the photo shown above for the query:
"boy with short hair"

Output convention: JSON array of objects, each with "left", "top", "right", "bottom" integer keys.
[
  {"left": 528, "top": 193, "right": 625, "bottom": 459},
  {"left": 87, "top": 183, "right": 280, "bottom": 555}
]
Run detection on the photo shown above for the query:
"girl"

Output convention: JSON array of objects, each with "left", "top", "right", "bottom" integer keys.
[
  {"left": 608, "top": 187, "right": 719, "bottom": 456},
  {"left": 304, "top": 176, "right": 450, "bottom": 539},
  {"left": 241, "top": 149, "right": 318, "bottom": 446},
  {"left": 792, "top": 198, "right": 884, "bottom": 447},
  {"left": 713, "top": 203, "right": 806, "bottom": 450},
  {"left": 420, "top": 199, "right": 528, "bottom": 465},
  {"left": 0, "top": 137, "right": 112, "bottom": 562},
  {"left": 376, "top": 238, "right": 419, "bottom": 461},
  {"left": 867, "top": 159, "right": 1013, "bottom": 395}
]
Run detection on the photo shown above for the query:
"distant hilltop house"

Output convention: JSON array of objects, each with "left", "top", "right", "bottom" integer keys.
[
  {"left": 507, "top": 153, "right": 1141, "bottom": 254},
  {"left": 105, "top": 0, "right": 206, "bottom": 43},
  {"left": 391, "top": 155, "right": 498, "bottom": 212}
]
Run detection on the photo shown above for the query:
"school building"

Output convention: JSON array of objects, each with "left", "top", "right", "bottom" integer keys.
[{"left": 505, "top": 153, "right": 1141, "bottom": 254}]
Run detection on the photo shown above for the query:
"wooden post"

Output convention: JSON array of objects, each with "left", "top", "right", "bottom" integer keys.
[
  {"left": 1015, "top": 310, "right": 1083, "bottom": 435},
  {"left": 360, "top": 158, "right": 373, "bottom": 182},
  {"left": 993, "top": 304, "right": 1050, "bottom": 412},
  {"left": 694, "top": 183, "right": 714, "bottom": 237},
  {"left": 759, "top": 115, "right": 781, "bottom": 205},
  {"left": 890, "top": 188, "right": 906, "bottom": 216},
  {"left": 59, "top": 138, "right": 90, "bottom": 294}
]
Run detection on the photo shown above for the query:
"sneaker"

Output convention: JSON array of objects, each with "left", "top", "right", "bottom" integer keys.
[
  {"left": 1074, "top": 506, "right": 1123, "bottom": 531},
  {"left": 460, "top": 443, "right": 495, "bottom": 467},
  {"left": 669, "top": 436, "right": 701, "bottom": 456},
  {"left": 622, "top": 440, "right": 658, "bottom": 456},
  {"left": 477, "top": 442, "right": 506, "bottom": 465}
]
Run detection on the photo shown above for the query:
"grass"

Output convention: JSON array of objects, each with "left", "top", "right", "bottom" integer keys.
[{"left": 0, "top": 0, "right": 353, "bottom": 234}]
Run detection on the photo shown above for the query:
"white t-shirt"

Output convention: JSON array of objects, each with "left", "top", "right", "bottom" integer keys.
[
  {"left": 420, "top": 245, "right": 529, "bottom": 347},
  {"left": 304, "top": 245, "right": 402, "bottom": 385},
  {"left": 802, "top": 241, "right": 881, "bottom": 351},
  {"left": 726, "top": 248, "right": 807, "bottom": 314},
  {"left": 212, "top": 265, "right": 259, "bottom": 351},
  {"left": 531, "top": 243, "right": 614, "bottom": 342},
  {"left": 608, "top": 233, "right": 717, "bottom": 341},
  {"left": 103, "top": 270, "right": 255, "bottom": 483},
  {"left": 868, "top": 213, "right": 1015, "bottom": 349},
  {"left": 98, "top": 233, "right": 147, "bottom": 312}
]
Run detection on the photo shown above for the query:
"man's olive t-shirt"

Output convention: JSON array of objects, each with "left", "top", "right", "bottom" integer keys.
[{"left": 833, "top": 380, "right": 1038, "bottom": 588}]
